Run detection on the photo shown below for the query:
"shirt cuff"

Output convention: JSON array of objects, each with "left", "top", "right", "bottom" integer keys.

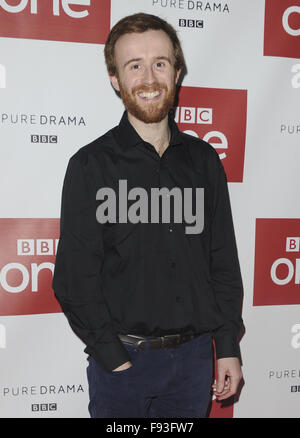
[
  {"left": 213, "top": 326, "right": 241, "bottom": 361},
  {"left": 85, "top": 336, "right": 131, "bottom": 372}
]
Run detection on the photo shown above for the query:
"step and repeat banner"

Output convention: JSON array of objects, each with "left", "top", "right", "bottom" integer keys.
[{"left": 0, "top": 0, "right": 299, "bottom": 418}]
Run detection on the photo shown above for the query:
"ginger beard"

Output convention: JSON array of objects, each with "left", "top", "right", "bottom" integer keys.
[{"left": 117, "top": 76, "right": 177, "bottom": 124}]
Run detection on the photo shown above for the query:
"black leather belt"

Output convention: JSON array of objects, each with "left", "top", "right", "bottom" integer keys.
[{"left": 118, "top": 333, "right": 196, "bottom": 349}]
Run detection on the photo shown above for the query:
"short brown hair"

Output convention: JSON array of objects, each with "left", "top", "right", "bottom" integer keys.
[{"left": 104, "top": 13, "right": 186, "bottom": 76}]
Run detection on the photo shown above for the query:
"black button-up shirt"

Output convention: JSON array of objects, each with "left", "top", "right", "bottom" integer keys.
[{"left": 52, "top": 111, "right": 244, "bottom": 372}]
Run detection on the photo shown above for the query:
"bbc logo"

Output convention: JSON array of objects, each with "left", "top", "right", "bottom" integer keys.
[
  {"left": 179, "top": 19, "right": 203, "bottom": 28},
  {"left": 17, "top": 239, "right": 59, "bottom": 256},
  {"left": 31, "top": 135, "right": 58, "bottom": 143},
  {"left": 286, "top": 237, "right": 300, "bottom": 252},
  {"left": 175, "top": 107, "right": 213, "bottom": 124},
  {"left": 291, "top": 386, "right": 300, "bottom": 393},
  {"left": 31, "top": 403, "right": 57, "bottom": 412}
]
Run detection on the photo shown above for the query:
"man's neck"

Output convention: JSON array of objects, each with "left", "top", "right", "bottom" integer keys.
[{"left": 127, "top": 112, "right": 170, "bottom": 157}]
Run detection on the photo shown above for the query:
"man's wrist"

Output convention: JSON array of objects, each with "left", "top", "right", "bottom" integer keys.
[{"left": 112, "top": 361, "right": 132, "bottom": 372}]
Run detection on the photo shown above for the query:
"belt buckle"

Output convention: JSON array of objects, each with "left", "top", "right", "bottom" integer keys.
[
  {"left": 135, "top": 338, "right": 147, "bottom": 349},
  {"left": 122, "top": 334, "right": 147, "bottom": 349}
]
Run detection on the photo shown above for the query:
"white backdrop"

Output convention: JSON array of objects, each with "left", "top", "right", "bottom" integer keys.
[{"left": 0, "top": 0, "right": 300, "bottom": 418}]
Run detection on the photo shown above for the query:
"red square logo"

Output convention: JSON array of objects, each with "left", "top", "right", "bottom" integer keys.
[
  {"left": 253, "top": 219, "right": 300, "bottom": 306},
  {"left": 0, "top": 0, "right": 111, "bottom": 44},
  {"left": 0, "top": 218, "right": 61, "bottom": 316},
  {"left": 264, "top": 0, "right": 300, "bottom": 59},
  {"left": 175, "top": 86, "right": 247, "bottom": 182}
]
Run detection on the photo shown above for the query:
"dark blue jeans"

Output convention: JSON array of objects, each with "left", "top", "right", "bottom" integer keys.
[{"left": 87, "top": 333, "right": 213, "bottom": 418}]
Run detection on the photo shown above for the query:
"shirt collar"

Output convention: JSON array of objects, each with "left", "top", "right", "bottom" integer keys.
[{"left": 114, "top": 111, "right": 183, "bottom": 151}]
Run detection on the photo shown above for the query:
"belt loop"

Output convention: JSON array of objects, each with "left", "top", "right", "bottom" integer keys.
[{"left": 161, "top": 336, "right": 164, "bottom": 348}]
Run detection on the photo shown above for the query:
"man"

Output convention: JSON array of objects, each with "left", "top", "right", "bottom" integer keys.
[{"left": 52, "top": 13, "right": 244, "bottom": 418}]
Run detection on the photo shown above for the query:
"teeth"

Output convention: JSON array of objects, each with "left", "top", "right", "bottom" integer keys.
[{"left": 138, "top": 91, "right": 160, "bottom": 99}]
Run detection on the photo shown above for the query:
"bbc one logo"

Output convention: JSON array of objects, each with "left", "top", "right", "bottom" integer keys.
[
  {"left": 0, "top": 0, "right": 90, "bottom": 16},
  {"left": 175, "top": 106, "right": 219, "bottom": 147},
  {"left": 270, "top": 237, "right": 300, "bottom": 285},
  {"left": 282, "top": 6, "right": 300, "bottom": 36},
  {"left": 253, "top": 219, "right": 300, "bottom": 306},
  {"left": 264, "top": 0, "right": 300, "bottom": 59},
  {"left": 0, "top": 219, "right": 61, "bottom": 316},
  {"left": 175, "top": 86, "right": 247, "bottom": 182},
  {"left": 0, "top": 0, "right": 111, "bottom": 44}
]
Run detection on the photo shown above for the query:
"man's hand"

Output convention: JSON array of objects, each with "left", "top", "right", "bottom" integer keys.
[
  {"left": 212, "top": 357, "right": 242, "bottom": 401},
  {"left": 112, "top": 361, "right": 132, "bottom": 372}
]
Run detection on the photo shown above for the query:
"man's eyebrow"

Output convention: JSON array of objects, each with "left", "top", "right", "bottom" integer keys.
[
  {"left": 123, "top": 58, "right": 142, "bottom": 68},
  {"left": 154, "top": 56, "right": 172, "bottom": 63},
  {"left": 123, "top": 56, "right": 172, "bottom": 69}
]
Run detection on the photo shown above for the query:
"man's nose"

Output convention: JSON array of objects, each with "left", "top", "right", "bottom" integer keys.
[{"left": 142, "top": 65, "right": 156, "bottom": 85}]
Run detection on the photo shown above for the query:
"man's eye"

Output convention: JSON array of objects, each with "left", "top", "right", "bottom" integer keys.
[
  {"left": 156, "top": 62, "right": 164, "bottom": 68},
  {"left": 132, "top": 64, "right": 140, "bottom": 70}
]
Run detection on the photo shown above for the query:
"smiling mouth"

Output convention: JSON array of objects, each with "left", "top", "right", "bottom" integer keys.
[{"left": 137, "top": 90, "right": 161, "bottom": 100}]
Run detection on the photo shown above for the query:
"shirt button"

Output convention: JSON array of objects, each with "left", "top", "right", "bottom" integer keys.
[
  {"left": 169, "top": 227, "right": 173, "bottom": 232},
  {"left": 176, "top": 296, "right": 181, "bottom": 303},
  {"left": 171, "top": 261, "right": 176, "bottom": 268}
]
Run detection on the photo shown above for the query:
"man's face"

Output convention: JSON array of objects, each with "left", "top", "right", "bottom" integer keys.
[{"left": 110, "top": 29, "right": 181, "bottom": 124}]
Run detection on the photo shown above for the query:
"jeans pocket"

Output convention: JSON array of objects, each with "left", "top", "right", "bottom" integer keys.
[
  {"left": 109, "top": 366, "right": 133, "bottom": 376},
  {"left": 186, "top": 333, "right": 213, "bottom": 360},
  {"left": 108, "top": 343, "right": 140, "bottom": 377}
]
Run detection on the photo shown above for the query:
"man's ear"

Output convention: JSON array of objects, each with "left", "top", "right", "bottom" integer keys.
[
  {"left": 110, "top": 74, "right": 120, "bottom": 92},
  {"left": 175, "top": 69, "right": 182, "bottom": 85}
]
